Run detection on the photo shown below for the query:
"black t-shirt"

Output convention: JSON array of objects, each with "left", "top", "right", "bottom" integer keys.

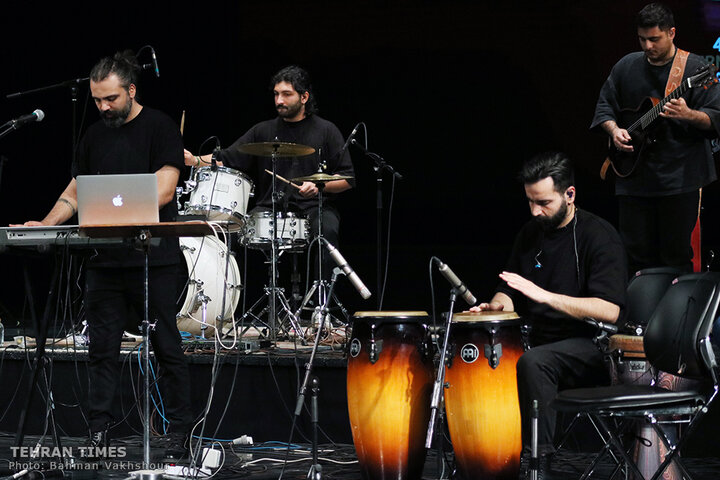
[
  {"left": 496, "top": 209, "right": 628, "bottom": 345},
  {"left": 217, "top": 115, "right": 355, "bottom": 212},
  {"left": 591, "top": 51, "right": 720, "bottom": 196},
  {"left": 73, "top": 107, "right": 184, "bottom": 267}
]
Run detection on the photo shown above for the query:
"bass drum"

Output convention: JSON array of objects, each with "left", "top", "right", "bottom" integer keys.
[
  {"left": 176, "top": 235, "right": 241, "bottom": 336},
  {"left": 347, "top": 311, "right": 433, "bottom": 480},
  {"left": 445, "top": 311, "right": 523, "bottom": 480}
]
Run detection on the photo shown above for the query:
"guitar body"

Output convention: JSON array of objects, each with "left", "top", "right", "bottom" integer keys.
[{"left": 607, "top": 96, "right": 661, "bottom": 177}]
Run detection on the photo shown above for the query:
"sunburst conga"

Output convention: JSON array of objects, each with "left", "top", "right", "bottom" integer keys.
[
  {"left": 346, "top": 311, "right": 433, "bottom": 480},
  {"left": 445, "top": 311, "right": 523, "bottom": 480}
]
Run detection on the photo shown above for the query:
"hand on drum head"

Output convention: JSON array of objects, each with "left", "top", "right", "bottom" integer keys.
[
  {"left": 298, "top": 181, "right": 319, "bottom": 198},
  {"left": 469, "top": 302, "right": 505, "bottom": 312}
]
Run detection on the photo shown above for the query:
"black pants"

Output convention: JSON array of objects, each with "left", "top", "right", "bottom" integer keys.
[
  {"left": 516, "top": 337, "right": 608, "bottom": 454},
  {"left": 618, "top": 191, "right": 699, "bottom": 276},
  {"left": 85, "top": 265, "right": 192, "bottom": 434}
]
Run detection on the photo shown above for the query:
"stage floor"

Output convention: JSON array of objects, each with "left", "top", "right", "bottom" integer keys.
[{"left": 1, "top": 434, "right": 720, "bottom": 479}]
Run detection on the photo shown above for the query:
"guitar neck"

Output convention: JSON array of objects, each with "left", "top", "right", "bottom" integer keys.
[{"left": 627, "top": 79, "right": 689, "bottom": 134}]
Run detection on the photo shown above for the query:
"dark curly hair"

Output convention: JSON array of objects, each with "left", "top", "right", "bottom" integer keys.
[{"left": 270, "top": 65, "right": 318, "bottom": 115}]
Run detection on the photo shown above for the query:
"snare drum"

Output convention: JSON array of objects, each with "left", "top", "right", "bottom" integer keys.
[
  {"left": 347, "top": 311, "right": 433, "bottom": 480},
  {"left": 176, "top": 235, "right": 241, "bottom": 336},
  {"left": 241, "top": 210, "right": 309, "bottom": 251},
  {"left": 185, "top": 166, "right": 254, "bottom": 230},
  {"left": 445, "top": 311, "right": 523, "bottom": 480}
]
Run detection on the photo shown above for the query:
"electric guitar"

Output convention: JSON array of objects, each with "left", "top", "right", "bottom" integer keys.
[{"left": 606, "top": 63, "right": 718, "bottom": 178}]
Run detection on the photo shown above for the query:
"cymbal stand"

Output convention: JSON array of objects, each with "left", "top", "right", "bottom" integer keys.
[
  {"left": 293, "top": 182, "right": 349, "bottom": 333},
  {"left": 235, "top": 248, "right": 304, "bottom": 339},
  {"left": 294, "top": 268, "right": 341, "bottom": 480}
]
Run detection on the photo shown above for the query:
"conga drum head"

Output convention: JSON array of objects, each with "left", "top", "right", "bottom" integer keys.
[
  {"left": 347, "top": 311, "right": 433, "bottom": 480},
  {"left": 452, "top": 310, "right": 521, "bottom": 324}
]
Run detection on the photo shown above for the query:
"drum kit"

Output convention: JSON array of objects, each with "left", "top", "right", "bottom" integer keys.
[{"left": 175, "top": 140, "right": 354, "bottom": 340}]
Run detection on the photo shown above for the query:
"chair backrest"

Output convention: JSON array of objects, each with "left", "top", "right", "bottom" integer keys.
[
  {"left": 624, "top": 267, "right": 685, "bottom": 329},
  {"left": 644, "top": 273, "right": 720, "bottom": 381}
]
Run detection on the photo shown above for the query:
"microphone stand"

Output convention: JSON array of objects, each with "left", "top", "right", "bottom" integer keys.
[
  {"left": 6, "top": 76, "right": 88, "bottom": 165},
  {"left": 293, "top": 267, "right": 341, "bottom": 480},
  {"left": 350, "top": 139, "right": 402, "bottom": 309},
  {"left": 425, "top": 286, "right": 458, "bottom": 464}
]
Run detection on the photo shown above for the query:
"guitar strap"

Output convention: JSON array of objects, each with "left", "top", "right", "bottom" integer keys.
[{"left": 600, "top": 48, "right": 690, "bottom": 180}]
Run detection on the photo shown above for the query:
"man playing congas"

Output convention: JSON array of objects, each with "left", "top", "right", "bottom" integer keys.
[{"left": 471, "top": 152, "right": 628, "bottom": 476}]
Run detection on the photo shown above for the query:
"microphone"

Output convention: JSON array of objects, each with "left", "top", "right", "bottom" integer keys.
[
  {"left": 141, "top": 47, "right": 160, "bottom": 78},
  {"left": 150, "top": 47, "right": 160, "bottom": 78},
  {"left": 338, "top": 122, "right": 361, "bottom": 160},
  {"left": 326, "top": 241, "right": 371, "bottom": 299},
  {"left": 5, "top": 109, "right": 44, "bottom": 129},
  {"left": 434, "top": 258, "right": 477, "bottom": 305},
  {"left": 211, "top": 145, "right": 221, "bottom": 171}
]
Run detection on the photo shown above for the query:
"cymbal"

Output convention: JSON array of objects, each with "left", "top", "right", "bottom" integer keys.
[
  {"left": 236, "top": 141, "right": 315, "bottom": 157},
  {"left": 292, "top": 172, "right": 354, "bottom": 183}
]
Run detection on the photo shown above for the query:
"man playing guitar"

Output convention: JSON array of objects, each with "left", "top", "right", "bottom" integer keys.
[{"left": 591, "top": 2, "right": 720, "bottom": 275}]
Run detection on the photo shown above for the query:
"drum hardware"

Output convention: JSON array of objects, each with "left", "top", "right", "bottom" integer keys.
[
  {"left": 484, "top": 342, "right": 503, "bottom": 369},
  {"left": 368, "top": 331, "right": 382, "bottom": 364},
  {"left": 291, "top": 170, "right": 357, "bottom": 334}
]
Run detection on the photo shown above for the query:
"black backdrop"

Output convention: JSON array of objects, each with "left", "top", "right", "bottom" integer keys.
[{"left": 2, "top": 0, "right": 720, "bottom": 324}]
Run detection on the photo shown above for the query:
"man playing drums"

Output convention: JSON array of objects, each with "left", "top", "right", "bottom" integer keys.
[
  {"left": 472, "top": 152, "right": 627, "bottom": 477},
  {"left": 184, "top": 65, "right": 354, "bottom": 278}
]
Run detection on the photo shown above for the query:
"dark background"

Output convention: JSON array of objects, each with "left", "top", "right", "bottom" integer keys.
[{"left": 2, "top": 0, "right": 720, "bottom": 324}]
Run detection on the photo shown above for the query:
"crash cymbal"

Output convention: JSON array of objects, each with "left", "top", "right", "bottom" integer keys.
[
  {"left": 236, "top": 141, "right": 315, "bottom": 157},
  {"left": 292, "top": 172, "right": 354, "bottom": 183}
]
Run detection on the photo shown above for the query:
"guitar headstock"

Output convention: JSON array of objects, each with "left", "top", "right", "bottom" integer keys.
[{"left": 689, "top": 63, "right": 719, "bottom": 89}]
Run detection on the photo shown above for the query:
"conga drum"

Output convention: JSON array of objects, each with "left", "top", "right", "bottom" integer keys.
[
  {"left": 347, "top": 311, "right": 433, "bottom": 480},
  {"left": 445, "top": 311, "right": 523, "bottom": 480},
  {"left": 607, "top": 334, "right": 681, "bottom": 480}
]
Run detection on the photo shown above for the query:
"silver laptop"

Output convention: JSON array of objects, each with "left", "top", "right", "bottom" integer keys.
[{"left": 76, "top": 174, "right": 159, "bottom": 226}]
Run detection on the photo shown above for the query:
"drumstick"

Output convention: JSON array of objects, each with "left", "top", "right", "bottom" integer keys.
[
  {"left": 180, "top": 110, "right": 186, "bottom": 136},
  {"left": 264, "top": 169, "right": 301, "bottom": 189}
]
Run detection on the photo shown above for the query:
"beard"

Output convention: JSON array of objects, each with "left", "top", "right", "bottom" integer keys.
[
  {"left": 101, "top": 98, "right": 133, "bottom": 128},
  {"left": 535, "top": 201, "right": 568, "bottom": 231},
  {"left": 276, "top": 101, "right": 303, "bottom": 119}
]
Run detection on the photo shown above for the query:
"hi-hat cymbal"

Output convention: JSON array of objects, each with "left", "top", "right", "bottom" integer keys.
[
  {"left": 236, "top": 141, "right": 315, "bottom": 157},
  {"left": 292, "top": 172, "right": 354, "bottom": 183}
]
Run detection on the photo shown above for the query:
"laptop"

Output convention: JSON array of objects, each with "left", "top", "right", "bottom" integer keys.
[{"left": 76, "top": 174, "right": 159, "bottom": 226}]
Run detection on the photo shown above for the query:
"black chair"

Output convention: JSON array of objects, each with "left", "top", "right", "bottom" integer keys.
[
  {"left": 551, "top": 272, "right": 720, "bottom": 480},
  {"left": 622, "top": 267, "right": 686, "bottom": 333}
]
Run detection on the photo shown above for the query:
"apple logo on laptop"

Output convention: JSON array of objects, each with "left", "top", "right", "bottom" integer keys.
[{"left": 112, "top": 194, "right": 123, "bottom": 207}]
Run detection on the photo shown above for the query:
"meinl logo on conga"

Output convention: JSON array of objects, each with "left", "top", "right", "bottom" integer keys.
[
  {"left": 460, "top": 344, "right": 479, "bottom": 363},
  {"left": 350, "top": 338, "right": 362, "bottom": 357}
]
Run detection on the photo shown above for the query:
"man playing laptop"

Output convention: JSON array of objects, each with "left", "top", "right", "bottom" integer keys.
[{"left": 14, "top": 51, "right": 191, "bottom": 459}]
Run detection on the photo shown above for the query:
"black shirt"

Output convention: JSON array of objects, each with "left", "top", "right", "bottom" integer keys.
[
  {"left": 73, "top": 107, "right": 184, "bottom": 267},
  {"left": 217, "top": 115, "right": 355, "bottom": 211},
  {"left": 496, "top": 209, "right": 628, "bottom": 345},
  {"left": 591, "top": 51, "right": 720, "bottom": 196}
]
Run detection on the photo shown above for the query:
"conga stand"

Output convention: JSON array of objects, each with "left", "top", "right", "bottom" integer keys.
[
  {"left": 425, "top": 288, "right": 459, "bottom": 477},
  {"left": 293, "top": 268, "right": 341, "bottom": 480}
]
